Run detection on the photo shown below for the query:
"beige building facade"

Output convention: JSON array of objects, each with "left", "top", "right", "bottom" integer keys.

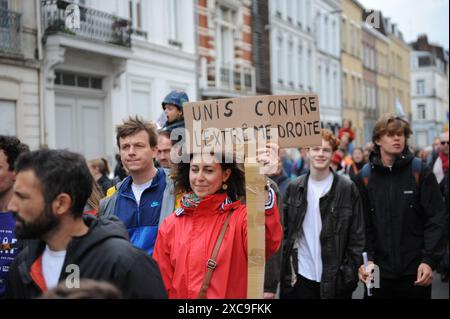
[
  {"left": 341, "top": 0, "right": 365, "bottom": 146},
  {"left": 385, "top": 19, "right": 411, "bottom": 118}
]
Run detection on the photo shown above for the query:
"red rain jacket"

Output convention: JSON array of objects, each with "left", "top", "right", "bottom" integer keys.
[{"left": 153, "top": 192, "right": 282, "bottom": 299}]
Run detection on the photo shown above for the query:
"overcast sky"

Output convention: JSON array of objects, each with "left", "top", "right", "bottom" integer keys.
[{"left": 358, "top": 0, "right": 449, "bottom": 50}]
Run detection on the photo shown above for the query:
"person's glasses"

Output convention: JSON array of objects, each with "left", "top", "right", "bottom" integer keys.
[{"left": 441, "top": 141, "right": 449, "bottom": 146}]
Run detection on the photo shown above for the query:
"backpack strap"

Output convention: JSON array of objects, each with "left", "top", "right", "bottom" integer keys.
[
  {"left": 361, "top": 163, "right": 372, "bottom": 187},
  {"left": 411, "top": 157, "right": 422, "bottom": 186}
]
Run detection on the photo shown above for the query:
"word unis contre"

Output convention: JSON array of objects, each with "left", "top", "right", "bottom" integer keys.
[{"left": 189, "top": 96, "right": 318, "bottom": 122}]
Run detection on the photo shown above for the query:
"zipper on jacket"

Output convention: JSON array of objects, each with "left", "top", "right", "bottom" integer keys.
[{"left": 388, "top": 166, "right": 398, "bottom": 275}]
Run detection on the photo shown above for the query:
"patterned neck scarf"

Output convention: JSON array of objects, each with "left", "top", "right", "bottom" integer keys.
[{"left": 181, "top": 192, "right": 202, "bottom": 209}]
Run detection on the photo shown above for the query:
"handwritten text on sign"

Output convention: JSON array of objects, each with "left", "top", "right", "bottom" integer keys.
[{"left": 183, "top": 95, "right": 322, "bottom": 150}]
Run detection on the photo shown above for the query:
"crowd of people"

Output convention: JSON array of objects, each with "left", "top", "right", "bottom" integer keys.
[{"left": 0, "top": 90, "right": 448, "bottom": 299}]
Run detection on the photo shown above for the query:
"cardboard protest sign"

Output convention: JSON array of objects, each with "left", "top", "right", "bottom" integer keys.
[
  {"left": 244, "top": 160, "right": 267, "bottom": 299},
  {"left": 183, "top": 95, "right": 321, "bottom": 151}
]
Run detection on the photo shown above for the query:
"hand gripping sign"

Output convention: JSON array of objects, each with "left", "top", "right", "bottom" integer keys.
[{"left": 180, "top": 95, "right": 322, "bottom": 298}]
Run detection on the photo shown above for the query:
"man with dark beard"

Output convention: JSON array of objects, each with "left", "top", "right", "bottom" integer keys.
[{"left": 4, "top": 149, "right": 167, "bottom": 299}]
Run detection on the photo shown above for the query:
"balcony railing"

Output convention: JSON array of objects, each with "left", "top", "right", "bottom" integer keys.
[
  {"left": 0, "top": 8, "right": 22, "bottom": 55},
  {"left": 200, "top": 58, "right": 256, "bottom": 94},
  {"left": 41, "top": 0, "right": 131, "bottom": 47}
]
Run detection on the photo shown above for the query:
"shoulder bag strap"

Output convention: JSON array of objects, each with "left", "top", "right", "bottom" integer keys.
[{"left": 197, "top": 210, "right": 233, "bottom": 299}]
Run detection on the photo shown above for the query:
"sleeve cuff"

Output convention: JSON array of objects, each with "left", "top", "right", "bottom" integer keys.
[{"left": 265, "top": 187, "right": 275, "bottom": 210}]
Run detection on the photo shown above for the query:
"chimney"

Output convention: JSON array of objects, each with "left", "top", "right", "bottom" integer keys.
[{"left": 416, "top": 34, "right": 429, "bottom": 51}]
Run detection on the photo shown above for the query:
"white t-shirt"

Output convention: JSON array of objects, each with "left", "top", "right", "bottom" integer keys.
[
  {"left": 132, "top": 179, "right": 152, "bottom": 205},
  {"left": 42, "top": 245, "right": 67, "bottom": 290},
  {"left": 298, "top": 173, "right": 334, "bottom": 282}
]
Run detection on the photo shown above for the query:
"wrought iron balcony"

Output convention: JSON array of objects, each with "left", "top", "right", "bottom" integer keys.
[
  {"left": 200, "top": 57, "right": 256, "bottom": 95},
  {"left": 0, "top": 8, "right": 22, "bottom": 56},
  {"left": 41, "top": 0, "right": 131, "bottom": 47}
]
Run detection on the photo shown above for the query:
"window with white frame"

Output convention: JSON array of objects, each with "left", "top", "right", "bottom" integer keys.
[
  {"left": 356, "top": 29, "right": 360, "bottom": 57},
  {"left": 275, "top": 0, "right": 282, "bottom": 17},
  {"left": 286, "top": 0, "right": 293, "bottom": 23},
  {"left": 167, "top": 0, "right": 181, "bottom": 45},
  {"left": 331, "top": 20, "right": 338, "bottom": 54},
  {"left": 129, "top": 0, "right": 142, "bottom": 31},
  {"left": 371, "top": 48, "right": 375, "bottom": 70},
  {"left": 350, "top": 26, "right": 355, "bottom": 55},
  {"left": 342, "top": 18, "right": 346, "bottom": 51},
  {"left": 277, "top": 35, "right": 283, "bottom": 84},
  {"left": 416, "top": 79, "right": 425, "bottom": 95},
  {"left": 417, "top": 131, "right": 428, "bottom": 147},
  {"left": 307, "top": 49, "right": 312, "bottom": 90},
  {"left": 298, "top": 44, "right": 303, "bottom": 88},
  {"left": 305, "top": 0, "right": 311, "bottom": 32},
  {"left": 131, "top": 82, "right": 151, "bottom": 120},
  {"left": 297, "top": 0, "right": 303, "bottom": 28},
  {"left": 372, "top": 85, "right": 377, "bottom": 109},
  {"left": 343, "top": 73, "right": 347, "bottom": 105},
  {"left": 0, "top": 100, "right": 16, "bottom": 135},
  {"left": 0, "top": 0, "right": 8, "bottom": 10},
  {"left": 217, "top": 6, "right": 235, "bottom": 67},
  {"left": 356, "top": 78, "right": 361, "bottom": 108},
  {"left": 325, "top": 67, "right": 330, "bottom": 105},
  {"left": 324, "top": 16, "right": 328, "bottom": 52},
  {"left": 288, "top": 41, "right": 294, "bottom": 86},
  {"left": 333, "top": 71, "right": 337, "bottom": 106},
  {"left": 317, "top": 65, "right": 322, "bottom": 98},
  {"left": 417, "top": 104, "right": 426, "bottom": 120},
  {"left": 351, "top": 76, "right": 356, "bottom": 106},
  {"left": 315, "top": 12, "right": 321, "bottom": 47}
]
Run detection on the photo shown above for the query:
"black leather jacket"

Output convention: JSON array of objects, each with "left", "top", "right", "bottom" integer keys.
[{"left": 280, "top": 172, "right": 365, "bottom": 299}]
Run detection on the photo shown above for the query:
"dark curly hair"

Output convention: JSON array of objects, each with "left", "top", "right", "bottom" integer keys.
[
  {"left": 172, "top": 152, "right": 245, "bottom": 202},
  {"left": 0, "top": 135, "right": 30, "bottom": 171},
  {"left": 15, "top": 149, "right": 93, "bottom": 218}
]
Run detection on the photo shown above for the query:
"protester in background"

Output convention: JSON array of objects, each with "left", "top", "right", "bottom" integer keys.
[
  {"left": 330, "top": 150, "right": 344, "bottom": 173},
  {"left": 280, "top": 129, "right": 364, "bottom": 299},
  {"left": 5, "top": 149, "right": 167, "bottom": 298},
  {"left": 88, "top": 158, "right": 112, "bottom": 195},
  {"left": 161, "top": 90, "right": 188, "bottom": 133},
  {"left": 269, "top": 152, "right": 291, "bottom": 197},
  {"left": 156, "top": 130, "right": 173, "bottom": 169},
  {"left": 430, "top": 131, "right": 449, "bottom": 185},
  {"left": 280, "top": 149, "right": 293, "bottom": 179},
  {"left": 347, "top": 147, "right": 365, "bottom": 183},
  {"left": 430, "top": 131, "right": 449, "bottom": 282},
  {"left": 113, "top": 153, "right": 128, "bottom": 183},
  {"left": 364, "top": 142, "right": 374, "bottom": 163},
  {"left": 83, "top": 181, "right": 103, "bottom": 217},
  {"left": 357, "top": 114, "right": 445, "bottom": 299},
  {"left": 153, "top": 146, "right": 282, "bottom": 299},
  {"left": 291, "top": 147, "right": 309, "bottom": 178},
  {"left": 433, "top": 136, "right": 442, "bottom": 152},
  {"left": 338, "top": 119, "right": 355, "bottom": 154},
  {"left": 0, "top": 136, "right": 29, "bottom": 297},
  {"left": 264, "top": 151, "right": 290, "bottom": 299}
]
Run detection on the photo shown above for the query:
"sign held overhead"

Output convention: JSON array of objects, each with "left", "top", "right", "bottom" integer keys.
[{"left": 182, "top": 95, "right": 322, "bottom": 151}]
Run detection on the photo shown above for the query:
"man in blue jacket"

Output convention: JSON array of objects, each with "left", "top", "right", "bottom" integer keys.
[{"left": 99, "top": 116, "right": 175, "bottom": 255}]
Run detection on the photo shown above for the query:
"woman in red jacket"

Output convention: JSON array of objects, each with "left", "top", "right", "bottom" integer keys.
[{"left": 153, "top": 149, "right": 283, "bottom": 299}]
